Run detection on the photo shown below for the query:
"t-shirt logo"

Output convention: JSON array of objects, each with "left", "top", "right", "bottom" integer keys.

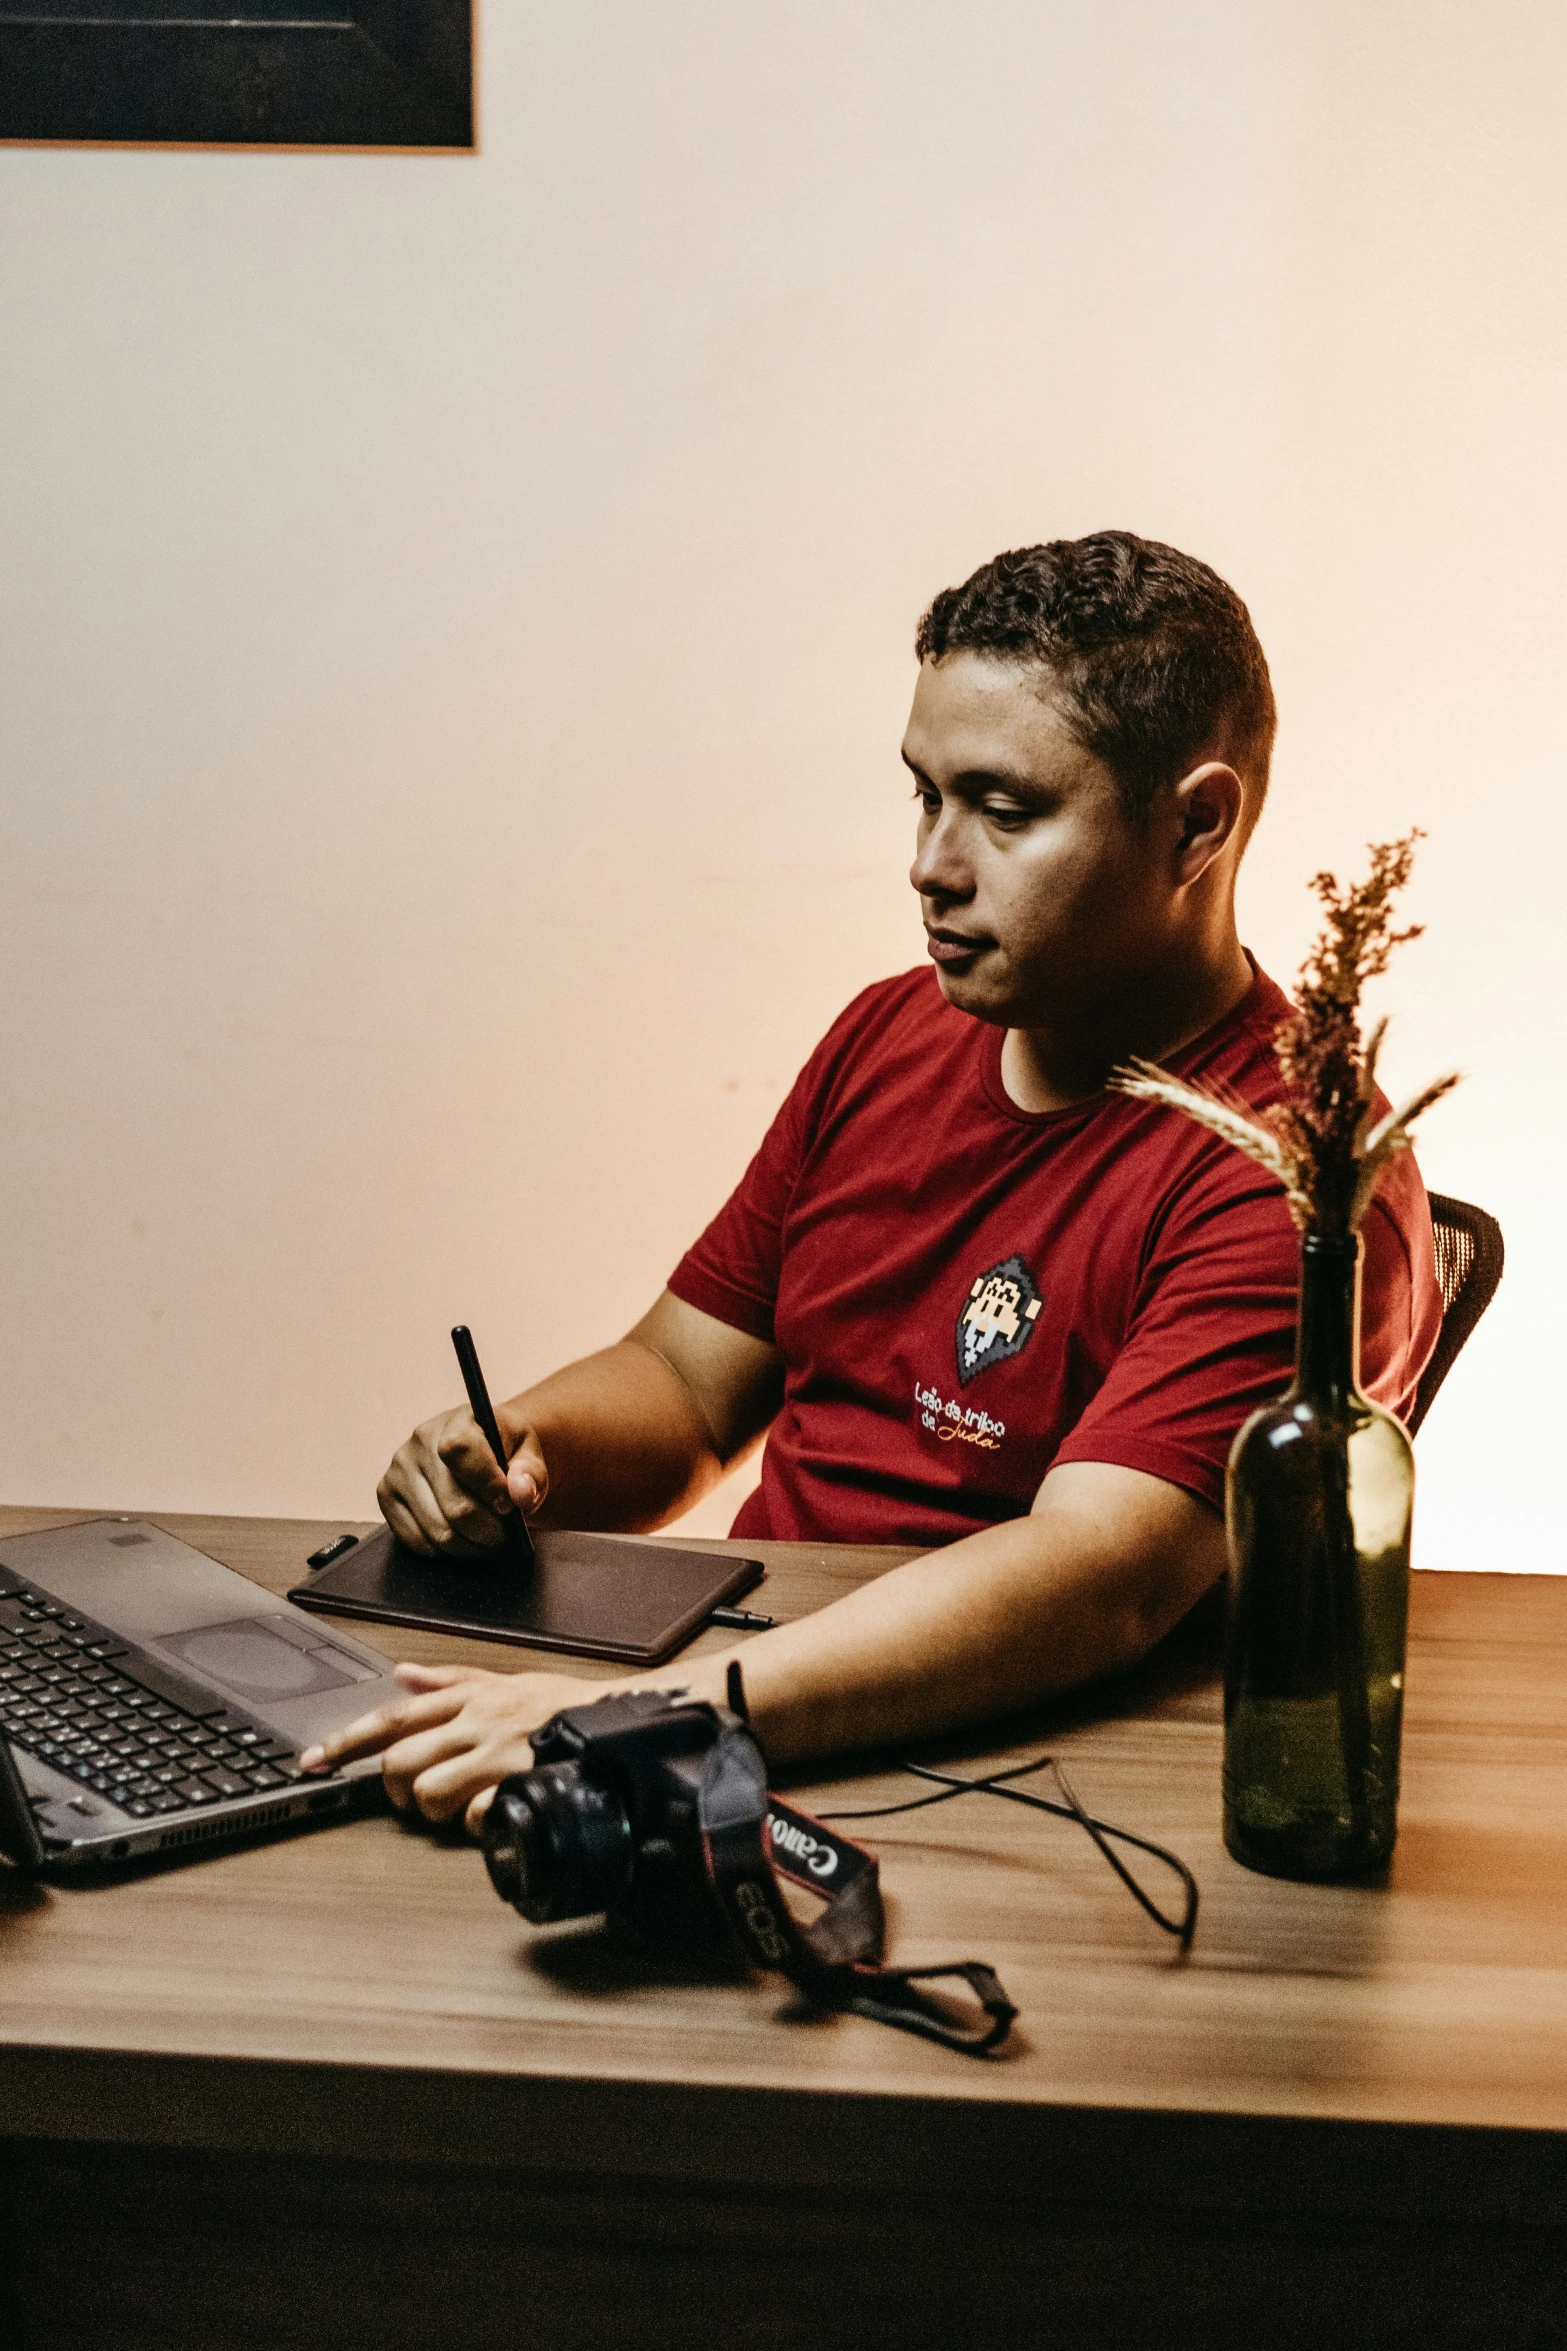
[{"left": 956, "top": 1254, "right": 1043, "bottom": 1386}]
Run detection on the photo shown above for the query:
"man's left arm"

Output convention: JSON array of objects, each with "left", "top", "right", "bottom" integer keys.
[{"left": 303, "top": 1460, "right": 1224, "bottom": 1822}]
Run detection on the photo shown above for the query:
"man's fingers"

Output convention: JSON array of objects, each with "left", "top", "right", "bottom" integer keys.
[
  {"left": 434, "top": 1414, "right": 512, "bottom": 1512},
  {"left": 465, "top": 1785, "right": 497, "bottom": 1836},
  {"left": 299, "top": 1685, "right": 465, "bottom": 1773},
  {"left": 408, "top": 1740, "right": 533, "bottom": 1823},
  {"left": 504, "top": 1434, "right": 547, "bottom": 1513},
  {"left": 377, "top": 1483, "right": 435, "bottom": 1557},
  {"left": 303, "top": 1659, "right": 591, "bottom": 1825},
  {"left": 421, "top": 1434, "right": 508, "bottom": 1546},
  {"left": 379, "top": 1722, "right": 488, "bottom": 1814},
  {"left": 394, "top": 1463, "right": 468, "bottom": 1554}
]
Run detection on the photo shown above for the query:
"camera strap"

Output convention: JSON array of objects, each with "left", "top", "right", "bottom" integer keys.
[{"left": 694, "top": 1687, "right": 1017, "bottom": 2057}]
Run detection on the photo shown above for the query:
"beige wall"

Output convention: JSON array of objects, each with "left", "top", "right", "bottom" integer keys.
[{"left": 1, "top": 3, "right": 1561, "bottom": 1566}]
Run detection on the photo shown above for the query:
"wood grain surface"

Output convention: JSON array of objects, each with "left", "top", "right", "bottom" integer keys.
[
  {"left": 2, "top": 1502, "right": 1566, "bottom": 2144},
  {"left": 5, "top": 1506, "right": 1567, "bottom": 2350}
]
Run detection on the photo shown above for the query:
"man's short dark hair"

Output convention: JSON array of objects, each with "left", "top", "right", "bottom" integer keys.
[{"left": 915, "top": 531, "right": 1277, "bottom": 825}]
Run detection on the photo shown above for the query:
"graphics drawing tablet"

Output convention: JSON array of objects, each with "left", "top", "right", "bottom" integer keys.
[{"left": 289, "top": 1523, "right": 764, "bottom": 1666}]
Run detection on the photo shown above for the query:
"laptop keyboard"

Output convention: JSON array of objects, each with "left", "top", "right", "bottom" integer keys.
[{"left": 0, "top": 1568, "right": 331, "bottom": 1820}]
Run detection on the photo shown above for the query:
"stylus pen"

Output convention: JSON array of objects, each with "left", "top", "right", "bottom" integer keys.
[{"left": 451, "top": 1325, "right": 537, "bottom": 1570}]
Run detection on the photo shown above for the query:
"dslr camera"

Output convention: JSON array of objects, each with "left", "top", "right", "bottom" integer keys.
[
  {"left": 481, "top": 1676, "right": 1016, "bottom": 2055},
  {"left": 483, "top": 1682, "right": 767, "bottom": 1943}
]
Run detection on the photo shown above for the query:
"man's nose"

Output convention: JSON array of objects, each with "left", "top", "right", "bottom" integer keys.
[{"left": 910, "top": 808, "right": 973, "bottom": 902}]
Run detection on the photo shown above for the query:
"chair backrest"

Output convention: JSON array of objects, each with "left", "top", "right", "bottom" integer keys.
[{"left": 1406, "top": 1192, "right": 1505, "bottom": 1437}]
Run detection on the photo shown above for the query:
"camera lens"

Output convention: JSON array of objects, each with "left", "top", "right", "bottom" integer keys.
[{"left": 483, "top": 1761, "right": 635, "bottom": 1923}]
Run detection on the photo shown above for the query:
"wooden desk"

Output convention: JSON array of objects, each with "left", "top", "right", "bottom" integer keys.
[{"left": 3, "top": 1504, "right": 1567, "bottom": 2350}]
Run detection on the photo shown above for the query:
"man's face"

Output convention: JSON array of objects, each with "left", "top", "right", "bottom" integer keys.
[{"left": 902, "top": 652, "right": 1177, "bottom": 1031}]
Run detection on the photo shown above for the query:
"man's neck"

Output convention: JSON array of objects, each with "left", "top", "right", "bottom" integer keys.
[{"left": 999, "top": 935, "right": 1255, "bottom": 1115}]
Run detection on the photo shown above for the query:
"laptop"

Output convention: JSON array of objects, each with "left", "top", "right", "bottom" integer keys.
[{"left": 0, "top": 1517, "right": 402, "bottom": 1873}]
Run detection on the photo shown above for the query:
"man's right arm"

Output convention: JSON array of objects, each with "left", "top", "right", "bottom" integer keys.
[{"left": 375, "top": 1292, "right": 784, "bottom": 1554}]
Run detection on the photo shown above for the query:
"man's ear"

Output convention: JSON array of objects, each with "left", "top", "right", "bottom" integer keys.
[{"left": 1171, "top": 761, "right": 1245, "bottom": 882}]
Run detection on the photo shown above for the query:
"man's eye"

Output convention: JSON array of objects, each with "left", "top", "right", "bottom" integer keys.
[{"left": 984, "top": 803, "right": 1031, "bottom": 831}]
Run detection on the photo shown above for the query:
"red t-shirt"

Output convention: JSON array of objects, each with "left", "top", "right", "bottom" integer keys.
[{"left": 668, "top": 963, "right": 1444, "bottom": 1545}]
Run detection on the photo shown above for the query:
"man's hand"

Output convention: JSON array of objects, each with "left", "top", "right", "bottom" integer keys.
[
  {"left": 376, "top": 1296, "right": 783, "bottom": 1549},
  {"left": 300, "top": 1660, "right": 608, "bottom": 1832},
  {"left": 376, "top": 1408, "right": 546, "bottom": 1556}
]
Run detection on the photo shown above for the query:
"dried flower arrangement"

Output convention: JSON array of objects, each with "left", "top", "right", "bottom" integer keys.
[{"left": 1112, "top": 833, "right": 1460, "bottom": 1237}]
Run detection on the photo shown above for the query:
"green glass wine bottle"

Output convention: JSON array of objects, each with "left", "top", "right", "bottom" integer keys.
[{"left": 1223, "top": 1232, "right": 1414, "bottom": 1880}]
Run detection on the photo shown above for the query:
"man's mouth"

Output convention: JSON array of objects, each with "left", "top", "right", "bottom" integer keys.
[{"left": 925, "top": 927, "right": 994, "bottom": 968}]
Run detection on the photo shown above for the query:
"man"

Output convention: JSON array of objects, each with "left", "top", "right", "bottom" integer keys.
[{"left": 303, "top": 532, "right": 1442, "bottom": 1826}]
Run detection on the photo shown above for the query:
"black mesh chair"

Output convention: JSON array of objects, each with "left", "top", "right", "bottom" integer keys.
[{"left": 1406, "top": 1193, "right": 1505, "bottom": 1437}]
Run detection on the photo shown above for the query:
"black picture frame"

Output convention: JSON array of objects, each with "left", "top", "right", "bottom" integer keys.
[{"left": 0, "top": 2, "right": 473, "bottom": 149}]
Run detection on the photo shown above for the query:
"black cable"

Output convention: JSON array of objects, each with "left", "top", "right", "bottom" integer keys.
[
  {"left": 823, "top": 1754, "right": 1058, "bottom": 1822},
  {"left": 822, "top": 1754, "right": 1198, "bottom": 1949}
]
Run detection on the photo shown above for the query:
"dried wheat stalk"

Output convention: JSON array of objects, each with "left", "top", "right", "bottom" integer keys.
[{"left": 1111, "top": 833, "right": 1460, "bottom": 1238}]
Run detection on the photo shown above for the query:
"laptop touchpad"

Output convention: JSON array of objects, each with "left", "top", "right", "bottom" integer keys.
[{"left": 159, "top": 1617, "right": 361, "bottom": 1702}]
